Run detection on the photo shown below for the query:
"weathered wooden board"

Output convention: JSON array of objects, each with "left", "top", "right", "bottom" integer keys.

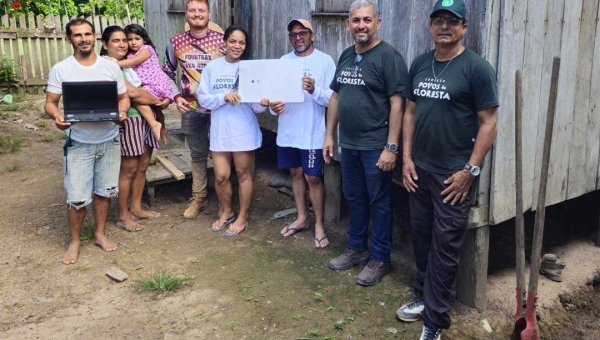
[
  {"left": 567, "top": 0, "right": 599, "bottom": 198},
  {"left": 156, "top": 152, "right": 186, "bottom": 180},
  {"left": 489, "top": 0, "right": 528, "bottom": 225},
  {"left": 545, "top": 0, "right": 583, "bottom": 206},
  {"left": 531, "top": 0, "right": 565, "bottom": 209},
  {"left": 477, "top": 0, "right": 501, "bottom": 208},
  {"left": 593, "top": 9, "right": 600, "bottom": 190},
  {"left": 519, "top": 0, "right": 548, "bottom": 212}
]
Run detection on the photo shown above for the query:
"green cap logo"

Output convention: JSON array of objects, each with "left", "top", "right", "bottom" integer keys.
[{"left": 442, "top": 0, "right": 454, "bottom": 6}]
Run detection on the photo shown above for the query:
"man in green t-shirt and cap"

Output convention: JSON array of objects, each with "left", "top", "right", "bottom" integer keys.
[{"left": 395, "top": 0, "right": 499, "bottom": 339}]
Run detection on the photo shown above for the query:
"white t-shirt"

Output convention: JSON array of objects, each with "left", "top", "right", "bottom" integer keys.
[
  {"left": 274, "top": 49, "right": 336, "bottom": 150},
  {"left": 47, "top": 55, "right": 127, "bottom": 144},
  {"left": 197, "top": 57, "right": 265, "bottom": 152}
]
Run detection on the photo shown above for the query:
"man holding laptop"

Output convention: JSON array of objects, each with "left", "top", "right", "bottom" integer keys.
[{"left": 44, "top": 18, "right": 129, "bottom": 265}]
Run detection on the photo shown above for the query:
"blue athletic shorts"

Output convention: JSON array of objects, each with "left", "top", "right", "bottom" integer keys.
[{"left": 277, "top": 146, "right": 323, "bottom": 177}]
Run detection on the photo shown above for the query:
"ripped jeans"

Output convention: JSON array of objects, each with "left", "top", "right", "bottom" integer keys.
[{"left": 64, "top": 136, "right": 121, "bottom": 209}]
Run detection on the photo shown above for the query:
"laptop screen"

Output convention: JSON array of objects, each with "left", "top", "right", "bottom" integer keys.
[{"left": 62, "top": 81, "right": 119, "bottom": 112}]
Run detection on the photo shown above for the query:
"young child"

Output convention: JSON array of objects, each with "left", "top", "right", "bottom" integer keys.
[{"left": 118, "top": 24, "right": 173, "bottom": 143}]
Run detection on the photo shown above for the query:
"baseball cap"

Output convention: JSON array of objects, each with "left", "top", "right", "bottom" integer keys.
[
  {"left": 430, "top": 0, "right": 467, "bottom": 21},
  {"left": 287, "top": 19, "right": 314, "bottom": 32}
]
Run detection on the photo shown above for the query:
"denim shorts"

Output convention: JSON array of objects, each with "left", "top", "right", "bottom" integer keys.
[{"left": 63, "top": 136, "right": 121, "bottom": 208}]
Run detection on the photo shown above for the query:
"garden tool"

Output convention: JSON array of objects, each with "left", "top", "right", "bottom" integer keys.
[
  {"left": 514, "top": 57, "right": 559, "bottom": 340},
  {"left": 511, "top": 70, "right": 527, "bottom": 339}
]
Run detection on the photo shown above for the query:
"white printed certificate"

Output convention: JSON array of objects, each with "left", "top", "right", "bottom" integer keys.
[{"left": 238, "top": 59, "right": 305, "bottom": 103}]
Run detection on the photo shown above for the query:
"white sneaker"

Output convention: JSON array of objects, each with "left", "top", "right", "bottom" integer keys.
[
  {"left": 419, "top": 325, "right": 442, "bottom": 340},
  {"left": 396, "top": 298, "right": 425, "bottom": 322}
]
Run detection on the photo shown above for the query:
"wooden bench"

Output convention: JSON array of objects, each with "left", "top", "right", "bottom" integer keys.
[{"left": 145, "top": 148, "right": 213, "bottom": 200}]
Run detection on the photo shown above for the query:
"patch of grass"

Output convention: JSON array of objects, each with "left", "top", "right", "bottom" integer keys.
[
  {"left": 325, "top": 306, "right": 338, "bottom": 312},
  {"left": 6, "top": 163, "right": 19, "bottom": 172},
  {"left": 308, "top": 329, "right": 320, "bottom": 337},
  {"left": 0, "top": 112, "right": 9, "bottom": 120},
  {"left": 0, "top": 136, "right": 23, "bottom": 153},
  {"left": 59, "top": 132, "right": 68, "bottom": 140},
  {"left": 314, "top": 292, "right": 324, "bottom": 301},
  {"left": 42, "top": 135, "right": 54, "bottom": 143},
  {"left": 137, "top": 269, "right": 192, "bottom": 292},
  {"left": 1, "top": 104, "right": 18, "bottom": 111},
  {"left": 80, "top": 222, "right": 95, "bottom": 243},
  {"left": 36, "top": 120, "right": 47, "bottom": 128},
  {"left": 333, "top": 319, "right": 344, "bottom": 330}
]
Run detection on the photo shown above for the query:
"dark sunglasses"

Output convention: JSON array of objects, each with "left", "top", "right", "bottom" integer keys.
[
  {"left": 431, "top": 16, "right": 463, "bottom": 27},
  {"left": 352, "top": 54, "right": 363, "bottom": 76},
  {"left": 288, "top": 30, "right": 310, "bottom": 39}
]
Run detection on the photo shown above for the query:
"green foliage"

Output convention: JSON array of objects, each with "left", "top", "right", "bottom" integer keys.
[
  {"left": 80, "top": 222, "right": 95, "bottom": 242},
  {"left": 137, "top": 269, "right": 192, "bottom": 292},
  {"left": 0, "top": 135, "right": 22, "bottom": 153},
  {"left": 6, "top": 162, "right": 19, "bottom": 172},
  {"left": 1, "top": 0, "right": 145, "bottom": 20},
  {"left": 36, "top": 120, "right": 47, "bottom": 128},
  {"left": 0, "top": 57, "right": 20, "bottom": 88}
]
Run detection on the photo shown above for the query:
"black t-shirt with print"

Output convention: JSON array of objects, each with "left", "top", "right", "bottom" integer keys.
[
  {"left": 405, "top": 49, "right": 499, "bottom": 174},
  {"left": 330, "top": 41, "right": 408, "bottom": 150}
]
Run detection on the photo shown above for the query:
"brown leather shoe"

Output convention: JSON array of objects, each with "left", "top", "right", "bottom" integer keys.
[
  {"left": 183, "top": 196, "right": 208, "bottom": 219},
  {"left": 357, "top": 260, "right": 391, "bottom": 286},
  {"left": 328, "top": 249, "right": 370, "bottom": 271}
]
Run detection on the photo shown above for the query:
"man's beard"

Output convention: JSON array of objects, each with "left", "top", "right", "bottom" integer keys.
[{"left": 295, "top": 41, "right": 313, "bottom": 54}]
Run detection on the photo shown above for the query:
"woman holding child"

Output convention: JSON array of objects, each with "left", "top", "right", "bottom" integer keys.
[{"left": 100, "top": 25, "right": 170, "bottom": 231}]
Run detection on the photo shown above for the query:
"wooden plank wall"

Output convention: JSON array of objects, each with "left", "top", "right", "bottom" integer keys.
[
  {"left": 0, "top": 14, "right": 143, "bottom": 88},
  {"left": 490, "top": 0, "right": 600, "bottom": 224},
  {"left": 143, "top": 0, "right": 230, "bottom": 62},
  {"left": 248, "top": 0, "right": 492, "bottom": 141}
]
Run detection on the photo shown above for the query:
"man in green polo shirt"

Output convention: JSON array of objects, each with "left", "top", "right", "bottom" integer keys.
[{"left": 395, "top": 0, "right": 499, "bottom": 339}]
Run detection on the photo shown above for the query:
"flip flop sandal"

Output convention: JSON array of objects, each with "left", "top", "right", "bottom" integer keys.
[
  {"left": 116, "top": 221, "right": 143, "bottom": 232},
  {"left": 224, "top": 223, "right": 247, "bottom": 237},
  {"left": 315, "top": 236, "right": 330, "bottom": 249},
  {"left": 280, "top": 225, "right": 309, "bottom": 238},
  {"left": 211, "top": 215, "right": 236, "bottom": 232}
]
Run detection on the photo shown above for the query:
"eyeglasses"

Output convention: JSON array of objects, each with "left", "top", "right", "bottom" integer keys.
[
  {"left": 431, "top": 16, "right": 463, "bottom": 27},
  {"left": 352, "top": 54, "right": 363, "bottom": 76},
  {"left": 288, "top": 30, "right": 310, "bottom": 39}
]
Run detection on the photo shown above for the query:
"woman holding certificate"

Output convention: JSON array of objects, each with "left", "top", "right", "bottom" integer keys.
[{"left": 197, "top": 25, "right": 269, "bottom": 237}]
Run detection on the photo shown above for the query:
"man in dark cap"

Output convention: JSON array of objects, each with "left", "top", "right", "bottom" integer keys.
[{"left": 395, "top": 0, "right": 499, "bottom": 339}]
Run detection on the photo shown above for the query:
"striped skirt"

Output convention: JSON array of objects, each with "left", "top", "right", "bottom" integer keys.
[{"left": 120, "top": 116, "right": 160, "bottom": 157}]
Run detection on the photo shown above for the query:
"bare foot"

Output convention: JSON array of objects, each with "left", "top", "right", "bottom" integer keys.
[
  {"left": 160, "top": 127, "right": 169, "bottom": 145},
  {"left": 280, "top": 217, "right": 309, "bottom": 237},
  {"left": 94, "top": 234, "right": 118, "bottom": 252},
  {"left": 314, "top": 224, "right": 329, "bottom": 249},
  {"left": 62, "top": 241, "right": 81, "bottom": 265},
  {"left": 130, "top": 209, "right": 161, "bottom": 220},
  {"left": 227, "top": 219, "right": 248, "bottom": 234},
  {"left": 150, "top": 121, "right": 162, "bottom": 142}
]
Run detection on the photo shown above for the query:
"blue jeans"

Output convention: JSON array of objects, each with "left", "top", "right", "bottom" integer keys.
[
  {"left": 64, "top": 136, "right": 121, "bottom": 209},
  {"left": 340, "top": 148, "right": 394, "bottom": 262}
]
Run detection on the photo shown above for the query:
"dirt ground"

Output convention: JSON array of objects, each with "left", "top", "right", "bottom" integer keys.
[{"left": 1, "top": 93, "right": 599, "bottom": 340}]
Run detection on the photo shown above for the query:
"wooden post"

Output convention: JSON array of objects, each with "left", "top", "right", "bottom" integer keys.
[
  {"left": 324, "top": 161, "right": 341, "bottom": 225},
  {"left": 457, "top": 223, "right": 490, "bottom": 310}
]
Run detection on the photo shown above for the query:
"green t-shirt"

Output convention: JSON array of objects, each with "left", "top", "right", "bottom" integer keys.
[
  {"left": 330, "top": 41, "right": 408, "bottom": 150},
  {"left": 121, "top": 70, "right": 141, "bottom": 118},
  {"left": 404, "top": 49, "right": 499, "bottom": 174}
]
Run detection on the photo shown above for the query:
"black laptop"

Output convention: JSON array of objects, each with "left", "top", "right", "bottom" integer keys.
[{"left": 62, "top": 81, "right": 119, "bottom": 122}]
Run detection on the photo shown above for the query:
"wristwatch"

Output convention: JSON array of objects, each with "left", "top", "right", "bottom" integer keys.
[
  {"left": 464, "top": 163, "right": 481, "bottom": 176},
  {"left": 384, "top": 143, "right": 399, "bottom": 154}
]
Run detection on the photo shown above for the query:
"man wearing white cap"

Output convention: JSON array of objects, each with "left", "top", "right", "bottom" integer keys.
[{"left": 270, "top": 19, "right": 336, "bottom": 249}]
